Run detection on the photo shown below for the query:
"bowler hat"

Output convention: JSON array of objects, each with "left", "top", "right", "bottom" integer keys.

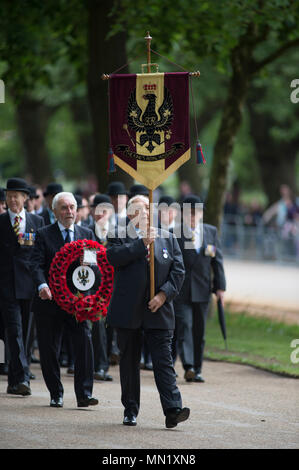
[
  {"left": 28, "top": 186, "right": 39, "bottom": 199},
  {"left": 129, "top": 184, "right": 149, "bottom": 198},
  {"left": 0, "top": 187, "right": 5, "bottom": 201},
  {"left": 107, "top": 181, "right": 127, "bottom": 196},
  {"left": 159, "top": 195, "right": 176, "bottom": 206},
  {"left": 5, "top": 178, "right": 30, "bottom": 195},
  {"left": 181, "top": 194, "right": 204, "bottom": 208},
  {"left": 91, "top": 194, "right": 112, "bottom": 207},
  {"left": 43, "top": 183, "right": 63, "bottom": 197},
  {"left": 74, "top": 194, "right": 83, "bottom": 209}
]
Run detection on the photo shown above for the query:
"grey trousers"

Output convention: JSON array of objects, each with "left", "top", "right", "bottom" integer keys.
[{"left": 174, "top": 300, "right": 209, "bottom": 373}]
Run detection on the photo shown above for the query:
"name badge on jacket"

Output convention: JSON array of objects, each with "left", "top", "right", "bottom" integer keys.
[{"left": 204, "top": 244, "right": 216, "bottom": 257}]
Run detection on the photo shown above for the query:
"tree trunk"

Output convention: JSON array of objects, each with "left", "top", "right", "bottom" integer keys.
[
  {"left": 204, "top": 63, "right": 250, "bottom": 228},
  {"left": 15, "top": 97, "right": 54, "bottom": 185},
  {"left": 204, "top": 29, "right": 299, "bottom": 229},
  {"left": 87, "top": 0, "right": 133, "bottom": 193},
  {"left": 69, "top": 96, "right": 95, "bottom": 175}
]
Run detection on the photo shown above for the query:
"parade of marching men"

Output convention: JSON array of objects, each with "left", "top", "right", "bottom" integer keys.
[{"left": 0, "top": 0, "right": 298, "bottom": 455}]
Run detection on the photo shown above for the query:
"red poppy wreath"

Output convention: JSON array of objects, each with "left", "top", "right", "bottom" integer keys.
[{"left": 48, "top": 239, "right": 114, "bottom": 322}]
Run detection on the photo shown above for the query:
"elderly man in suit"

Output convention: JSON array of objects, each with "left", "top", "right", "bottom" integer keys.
[
  {"left": 0, "top": 178, "right": 44, "bottom": 396},
  {"left": 107, "top": 195, "right": 190, "bottom": 428},
  {"left": 88, "top": 194, "right": 114, "bottom": 382},
  {"left": 31, "top": 192, "right": 98, "bottom": 408},
  {"left": 40, "top": 183, "right": 63, "bottom": 225},
  {"left": 174, "top": 195, "right": 226, "bottom": 383}
]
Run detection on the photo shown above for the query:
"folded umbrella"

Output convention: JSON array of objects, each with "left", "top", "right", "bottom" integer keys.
[{"left": 217, "top": 298, "right": 228, "bottom": 350}]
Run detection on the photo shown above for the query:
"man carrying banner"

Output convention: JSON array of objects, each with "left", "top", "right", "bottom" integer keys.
[{"left": 106, "top": 195, "right": 190, "bottom": 428}]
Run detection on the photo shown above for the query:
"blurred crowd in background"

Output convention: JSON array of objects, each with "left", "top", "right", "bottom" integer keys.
[{"left": 1, "top": 178, "right": 298, "bottom": 264}]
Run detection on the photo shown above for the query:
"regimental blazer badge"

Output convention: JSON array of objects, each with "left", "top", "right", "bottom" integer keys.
[{"left": 109, "top": 72, "right": 190, "bottom": 190}]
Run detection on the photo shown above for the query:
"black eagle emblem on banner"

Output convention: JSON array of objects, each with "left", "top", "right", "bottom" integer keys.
[{"left": 127, "top": 87, "right": 173, "bottom": 153}]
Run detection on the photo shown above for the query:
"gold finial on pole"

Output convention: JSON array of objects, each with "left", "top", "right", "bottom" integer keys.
[{"left": 144, "top": 31, "right": 152, "bottom": 73}]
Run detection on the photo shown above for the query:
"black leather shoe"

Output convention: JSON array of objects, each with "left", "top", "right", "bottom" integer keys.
[
  {"left": 7, "top": 381, "right": 31, "bottom": 396},
  {"left": 165, "top": 407, "right": 190, "bottom": 429},
  {"left": 193, "top": 373, "right": 205, "bottom": 383},
  {"left": 184, "top": 368, "right": 195, "bottom": 382},
  {"left": 50, "top": 397, "right": 64, "bottom": 407},
  {"left": 94, "top": 369, "right": 113, "bottom": 381},
  {"left": 77, "top": 396, "right": 99, "bottom": 407},
  {"left": 123, "top": 415, "right": 137, "bottom": 426}
]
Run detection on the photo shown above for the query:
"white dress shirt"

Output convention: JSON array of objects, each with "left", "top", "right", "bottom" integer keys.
[
  {"left": 38, "top": 222, "right": 75, "bottom": 292},
  {"left": 8, "top": 208, "right": 26, "bottom": 233},
  {"left": 95, "top": 221, "right": 109, "bottom": 241},
  {"left": 57, "top": 221, "right": 75, "bottom": 242},
  {"left": 191, "top": 225, "right": 203, "bottom": 253}
]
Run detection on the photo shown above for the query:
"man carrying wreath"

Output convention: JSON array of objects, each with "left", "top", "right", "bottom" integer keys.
[{"left": 31, "top": 192, "right": 98, "bottom": 408}]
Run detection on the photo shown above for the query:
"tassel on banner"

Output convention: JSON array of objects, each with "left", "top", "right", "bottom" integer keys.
[
  {"left": 196, "top": 141, "right": 206, "bottom": 164},
  {"left": 107, "top": 148, "right": 116, "bottom": 173}
]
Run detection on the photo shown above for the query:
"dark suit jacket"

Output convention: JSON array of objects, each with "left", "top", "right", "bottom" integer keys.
[
  {"left": 175, "top": 223, "right": 226, "bottom": 303},
  {"left": 0, "top": 211, "right": 44, "bottom": 301},
  {"left": 106, "top": 226, "right": 185, "bottom": 330},
  {"left": 30, "top": 222, "right": 95, "bottom": 315},
  {"left": 39, "top": 207, "right": 53, "bottom": 226}
]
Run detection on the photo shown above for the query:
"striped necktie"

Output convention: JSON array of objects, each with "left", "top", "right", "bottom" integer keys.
[{"left": 13, "top": 215, "right": 21, "bottom": 236}]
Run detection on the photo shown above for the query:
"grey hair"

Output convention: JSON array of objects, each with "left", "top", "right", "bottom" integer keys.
[
  {"left": 52, "top": 192, "right": 77, "bottom": 210},
  {"left": 127, "top": 194, "right": 149, "bottom": 207}
]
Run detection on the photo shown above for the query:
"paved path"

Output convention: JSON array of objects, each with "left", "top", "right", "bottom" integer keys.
[
  {"left": 223, "top": 259, "right": 299, "bottom": 324},
  {"left": 0, "top": 361, "right": 298, "bottom": 449}
]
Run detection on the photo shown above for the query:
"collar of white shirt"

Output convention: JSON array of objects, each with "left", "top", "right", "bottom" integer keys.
[
  {"left": 95, "top": 221, "right": 109, "bottom": 239},
  {"left": 57, "top": 221, "right": 75, "bottom": 234},
  {"left": 134, "top": 227, "right": 142, "bottom": 238},
  {"left": 8, "top": 208, "right": 26, "bottom": 224}
]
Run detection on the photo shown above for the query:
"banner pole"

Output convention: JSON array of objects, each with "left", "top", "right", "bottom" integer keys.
[{"left": 144, "top": 31, "right": 155, "bottom": 299}]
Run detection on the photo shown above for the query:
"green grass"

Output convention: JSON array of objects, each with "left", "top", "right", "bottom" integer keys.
[{"left": 205, "top": 310, "right": 299, "bottom": 378}]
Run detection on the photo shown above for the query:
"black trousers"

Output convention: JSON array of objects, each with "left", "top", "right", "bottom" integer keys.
[
  {"left": 92, "top": 319, "right": 109, "bottom": 372},
  {"left": 34, "top": 308, "right": 94, "bottom": 400},
  {"left": 116, "top": 328, "right": 182, "bottom": 417},
  {"left": 0, "top": 298, "right": 32, "bottom": 386},
  {"left": 175, "top": 300, "right": 209, "bottom": 373}
]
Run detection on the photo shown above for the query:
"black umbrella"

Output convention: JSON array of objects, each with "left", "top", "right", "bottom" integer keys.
[{"left": 217, "top": 298, "right": 228, "bottom": 350}]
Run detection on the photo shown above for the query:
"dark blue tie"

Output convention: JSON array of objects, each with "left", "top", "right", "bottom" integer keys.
[{"left": 64, "top": 228, "right": 71, "bottom": 243}]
